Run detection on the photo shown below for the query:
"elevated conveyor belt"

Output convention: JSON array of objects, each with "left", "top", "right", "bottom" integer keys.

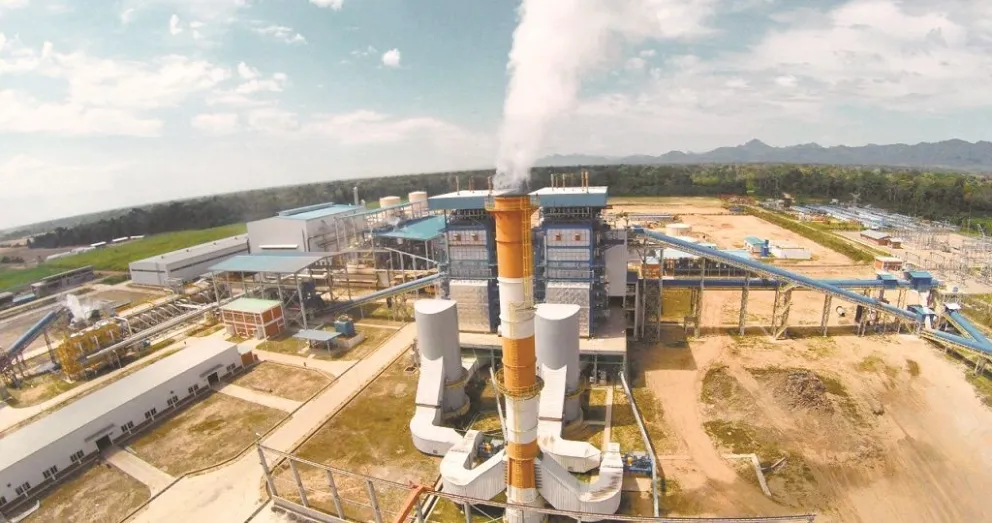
[
  {"left": 655, "top": 277, "right": 919, "bottom": 290},
  {"left": 944, "top": 310, "right": 992, "bottom": 351},
  {"left": 325, "top": 274, "right": 439, "bottom": 315},
  {"left": 921, "top": 329, "right": 992, "bottom": 357},
  {"left": 634, "top": 227, "right": 917, "bottom": 322},
  {"left": 1, "top": 307, "right": 66, "bottom": 376}
]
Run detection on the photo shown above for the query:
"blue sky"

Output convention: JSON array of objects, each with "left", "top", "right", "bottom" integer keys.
[{"left": 1, "top": 0, "right": 991, "bottom": 228}]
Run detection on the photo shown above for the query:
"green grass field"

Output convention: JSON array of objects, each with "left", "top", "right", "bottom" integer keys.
[{"left": 0, "top": 224, "right": 246, "bottom": 291}]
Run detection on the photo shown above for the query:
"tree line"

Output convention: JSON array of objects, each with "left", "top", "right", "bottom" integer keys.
[{"left": 24, "top": 164, "right": 992, "bottom": 249}]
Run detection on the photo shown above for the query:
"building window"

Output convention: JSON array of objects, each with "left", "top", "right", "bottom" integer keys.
[
  {"left": 70, "top": 450, "right": 84, "bottom": 463},
  {"left": 471, "top": 233, "right": 479, "bottom": 241},
  {"left": 121, "top": 424, "right": 129, "bottom": 433},
  {"left": 167, "top": 395, "right": 179, "bottom": 406},
  {"left": 574, "top": 233, "right": 582, "bottom": 241},
  {"left": 144, "top": 407, "right": 158, "bottom": 420},
  {"left": 0, "top": 496, "right": 7, "bottom": 506},
  {"left": 42, "top": 465, "right": 58, "bottom": 479},
  {"left": 226, "top": 363, "right": 236, "bottom": 373},
  {"left": 14, "top": 482, "right": 30, "bottom": 496},
  {"left": 188, "top": 386, "right": 195, "bottom": 395}
]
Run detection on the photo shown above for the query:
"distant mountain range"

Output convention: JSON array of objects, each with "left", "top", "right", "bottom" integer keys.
[{"left": 537, "top": 139, "right": 992, "bottom": 173}]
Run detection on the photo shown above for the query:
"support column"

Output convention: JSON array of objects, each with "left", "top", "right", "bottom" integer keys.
[
  {"left": 325, "top": 470, "right": 344, "bottom": 518},
  {"left": 821, "top": 295, "right": 832, "bottom": 337},
  {"left": 738, "top": 276, "right": 750, "bottom": 335},
  {"left": 696, "top": 259, "right": 706, "bottom": 338},
  {"left": 771, "top": 286, "right": 794, "bottom": 340}
]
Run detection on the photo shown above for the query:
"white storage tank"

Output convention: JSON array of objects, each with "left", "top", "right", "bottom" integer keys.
[
  {"left": 666, "top": 223, "right": 691, "bottom": 237},
  {"left": 409, "top": 191, "right": 428, "bottom": 213},
  {"left": 380, "top": 195, "right": 402, "bottom": 208},
  {"left": 535, "top": 304, "right": 582, "bottom": 423}
]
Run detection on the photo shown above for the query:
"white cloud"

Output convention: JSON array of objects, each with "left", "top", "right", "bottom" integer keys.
[
  {"left": 774, "top": 75, "right": 797, "bottom": 87},
  {"left": 191, "top": 112, "right": 240, "bottom": 135},
  {"left": 169, "top": 13, "right": 183, "bottom": 35},
  {"left": 0, "top": 0, "right": 29, "bottom": 9},
  {"left": 381, "top": 48, "right": 401, "bottom": 68},
  {"left": 247, "top": 108, "right": 299, "bottom": 134},
  {"left": 40, "top": 41, "right": 52, "bottom": 59},
  {"left": 120, "top": 8, "right": 135, "bottom": 24},
  {"left": 350, "top": 45, "right": 377, "bottom": 58},
  {"left": 0, "top": 90, "right": 162, "bottom": 136},
  {"left": 50, "top": 53, "right": 230, "bottom": 110},
  {"left": 237, "top": 61, "right": 259, "bottom": 80},
  {"left": 309, "top": 0, "right": 344, "bottom": 10},
  {"left": 252, "top": 25, "right": 306, "bottom": 44},
  {"left": 624, "top": 57, "right": 646, "bottom": 71},
  {"left": 639, "top": 49, "right": 656, "bottom": 58}
]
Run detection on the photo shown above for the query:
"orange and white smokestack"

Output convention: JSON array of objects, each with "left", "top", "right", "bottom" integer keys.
[{"left": 489, "top": 195, "right": 542, "bottom": 522}]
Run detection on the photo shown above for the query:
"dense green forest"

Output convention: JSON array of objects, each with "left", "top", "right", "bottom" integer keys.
[{"left": 22, "top": 164, "right": 992, "bottom": 248}]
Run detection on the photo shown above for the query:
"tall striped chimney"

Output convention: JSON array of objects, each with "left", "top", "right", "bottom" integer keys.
[{"left": 489, "top": 195, "right": 543, "bottom": 523}]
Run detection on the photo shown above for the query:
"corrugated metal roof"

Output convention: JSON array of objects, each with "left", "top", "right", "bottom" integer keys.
[
  {"left": 209, "top": 253, "right": 327, "bottom": 274},
  {"left": 0, "top": 339, "right": 236, "bottom": 471},
  {"left": 280, "top": 204, "right": 362, "bottom": 221},
  {"left": 293, "top": 329, "right": 342, "bottom": 342},
  {"left": 428, "top": 190, "right": 510, "bottom": 210},
  {"left": 530, "top": 186, "right": 609, "bottom": 208},
  {"left": 221, "top": 298, "right": 282, "bottom": 314},
  {"left": 374, "top": 215, "right": 446, "bottom": 241},
  {"left": 744, "top": 236, "right": 765, "bottom": 246},
  {"left": 131, "top": 236, "right": 248, "bottom": 265},
  {"left": 860, "top": 229, "right": 890, "bottom": 240}
]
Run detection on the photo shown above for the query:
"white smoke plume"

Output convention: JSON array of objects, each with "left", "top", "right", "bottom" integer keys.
[{"left": 494, "top": 0, "right": 714, "bottom": 190}]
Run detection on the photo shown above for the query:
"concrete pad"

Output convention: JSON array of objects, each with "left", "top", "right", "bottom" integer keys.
[
  {"left": 213, "top": 383, "right": 301, "bottom": 413},
  {"left": 103, "top": 446, "right": 175, "bottom": 493},
  {"left": 254, "top": 349, "right": 357, "bottom": 376}
]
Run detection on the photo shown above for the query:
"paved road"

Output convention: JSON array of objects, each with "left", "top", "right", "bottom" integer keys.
[
  {"left": 104, "top": 446, "right": 175, "bottom": 493},
  {"left": 601, "top": 385, "right": 614, "bottom": 452},
  {"left": 213, "top": 383, "right": 301, "bottom": 413},
  {"left": 129, "top": 323, "right": 417, "bottom": 523}
]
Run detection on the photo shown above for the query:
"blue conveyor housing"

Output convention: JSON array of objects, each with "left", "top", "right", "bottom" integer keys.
[
  {"left": 655, "top": 277, "right": 928, "bottom": 290},
  {"left": 921, "top": 329, "right": 992, "bottom": 357},
  {"left": 4, "top": 307, "right": 65, "bottom": 360},
  {"left": 944, "top": 309, "right": 992, "bottom": 351},
  {"left": 633, "top": 227, "right": 918, "bottom": 322}
]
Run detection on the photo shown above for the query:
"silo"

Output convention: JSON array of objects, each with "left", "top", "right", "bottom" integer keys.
[
  {"left": 353, "top": 186, "right": 359, "bottom": 206},
  {"left": 535, "top": 303, "right": 582, "bottom": 423},
  {"left": 409, "top": 191, "right": 428, "bottom": 213},
  {"left": 414, "top": 299, "right": 467, "bottom": 412},
  {"left": 380, "top": 195, "right": 402, "bottom": 208}
]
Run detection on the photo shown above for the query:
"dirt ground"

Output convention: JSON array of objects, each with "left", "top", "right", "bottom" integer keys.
[
  {"left": 91, "top": 288, "right": 163, "bottom": 305},
  {"left": 257, "top": 325, "right": 398, "bottom": 362},
  {"left": 232, "top": 362, "right": 330, "bottom": 401},
  {"left": 131, "top": 393, "right": 286, "bottom": 475},
  {"left": 271, "top": 354, "right": 439, "bottom": 522},
  {"left": 22, "top": 462, "right": 149, "bottom": 522},
  {"left": 634, "top": 328, "right": 992, "bottom": 521},
  {"left": 610, "top": 197, "right": 874, "bottom": 275},
  {"left": 3, "top": 372, "right": 80, "bottom": 407}
]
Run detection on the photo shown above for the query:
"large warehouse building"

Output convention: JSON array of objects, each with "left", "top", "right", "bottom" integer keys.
[
  {"left": 246, "top": 202, "right": 365, "bottom": 253},
  {"left": 0, "top": 339, "right": 246, "bottom": 511},
  {"left": 128, "top": 235, "right": 249, "bottom": 287}
]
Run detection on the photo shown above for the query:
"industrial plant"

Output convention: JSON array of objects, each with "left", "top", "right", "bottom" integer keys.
[{"left": 2, "top": 182, "right": 991, "bottom": 523}]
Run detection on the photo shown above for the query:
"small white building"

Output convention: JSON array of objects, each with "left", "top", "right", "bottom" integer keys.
[
  {"left": 769, "top": 241, "right": 812, "bottom": 260},
  {"left": 246, "top": 202, "right": 367, "bottom": 253},
  {"left": 128, "top": 235, "right": 249, "bottom": 287},
  {"left": 0, "top": 339, "right": 247, "bottom": 509}
]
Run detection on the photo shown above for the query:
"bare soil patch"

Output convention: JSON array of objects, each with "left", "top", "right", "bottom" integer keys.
[
  {"left": 22, "top": 462, "right": 149, "bottom": 523},
  {"left": 232, "top": 362, "right": 330, "bottom": 402},
  {"left": 131, "top": 393, "right": 285, "bottom": 475}
]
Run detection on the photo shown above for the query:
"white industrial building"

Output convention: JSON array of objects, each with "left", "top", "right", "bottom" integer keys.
[
  {"left": 246, "top": 202, "right": 366, "bottom": 253},
  {"left": 0, "top": 339, "right": 246, "bottom": 509},
  {"left": 128, "top": 235, "right": 249, "bottom": 287},
  {"left": 769, "top": 241, "right": 812, "bottom": 260}
]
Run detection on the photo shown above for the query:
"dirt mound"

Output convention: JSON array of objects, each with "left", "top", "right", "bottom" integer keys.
[{"left": 783, "top": 370, "right": 832, "bottom": 411}]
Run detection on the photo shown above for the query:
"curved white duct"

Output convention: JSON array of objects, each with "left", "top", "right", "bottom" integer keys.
[
  {"left": 536, "top": 443, "right": 624, "bottom": 519},
  {"left": 416, "top": 299, "right": 468, "bottom": 413},
  {"left": 440, "top": 430, "right": 507, "bottom": 500},
  {"left": 535, "top": 304, "right": 582, "bottom": 422},
  {"left": 534, "top": 304, "right": 601, "bottom": 473},
  {"left": 537, "top": 365, "right": 601, "bottom": 473},
  {"left": 411, "top": 300, "right": 470, "bottom": 456}
]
